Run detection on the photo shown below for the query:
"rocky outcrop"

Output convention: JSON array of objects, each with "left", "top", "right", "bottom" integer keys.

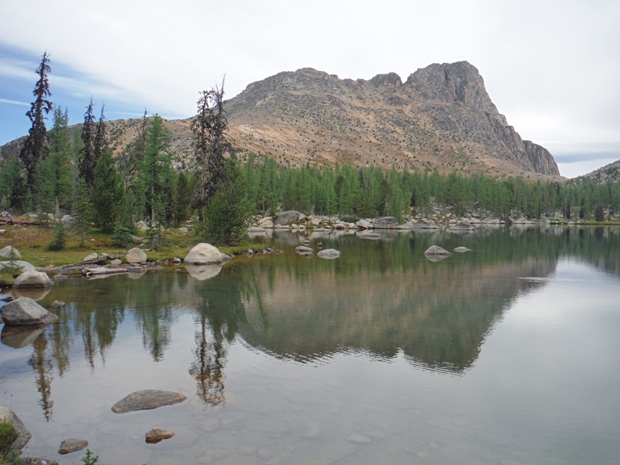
[
  {"left": 184, "top": 243, "right": 223, "bottom": 265},
  {"left": 1, "top": 297, "right": 58, "bottom": 326},
  {"left": 111, "top": 390, "right": 187, "bottom": 414}
]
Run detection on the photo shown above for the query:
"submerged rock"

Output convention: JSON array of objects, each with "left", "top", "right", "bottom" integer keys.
[
  {"left": 0, "top": 406, "right": 32, "bottom": 452},
  {"left": 145, "top": 428, "right": 175, "bottom": 444},
  {"left": 295, "top": 246, "right": 314, "bottom": 256},
  {"left": 112, "top": 389, "right": 187, "bottom": 413},
  {"left": 1, "top": 297, "right": 58, "bottom": 326},
  {"left": 184, "top": 243, "right": 223, "bottom": 265},
  {"left": 424, "top": 245, "right": 451, "bottom": 256},
  {"left": 58, "top": 438, "right": 88, "bottom": 454},
  {"left": 317, "top": 249, "right": 340, "bottom": 259},
  {"left": 454, "top": 246, "right": 471, "bottom": 253},
  {"left": 50, "top": 300, "right": 65, "bottom": 308}
]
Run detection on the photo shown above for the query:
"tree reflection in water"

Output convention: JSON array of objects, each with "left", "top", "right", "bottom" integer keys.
[{"left": 189, "top": 267, "right": 250, "bottom": 408}]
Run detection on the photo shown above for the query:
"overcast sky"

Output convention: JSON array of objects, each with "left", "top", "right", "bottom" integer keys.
[{"left": 1, "top": 0, "right": 618, "bottom": 178}]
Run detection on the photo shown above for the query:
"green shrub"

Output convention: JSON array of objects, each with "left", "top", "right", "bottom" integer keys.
[
  {"left": 0, "top": 420, "right": 18, "bottom": 458},
  {"left": 340, "top": 215, "right": 360, "bottom": 223},
  {"left": 46, "top": 220, "right": 66, "bottom": 251}
]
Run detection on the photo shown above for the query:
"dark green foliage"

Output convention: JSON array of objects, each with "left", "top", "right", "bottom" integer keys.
[
  {"left": 19, "top": 52, "right": 52, "bottom": 190},
  {"left": 136, "top": 115, "right": 175, "bottom": 224},
  {"left": 0, "top": 420, "right": 19, "bottom": 457},
  {"left": 81, "top": 449, "right": 105, "bottom": 465},
  {"left": 45, "top": 107, "right": 73, "bottom": 211},
  {"left": 112, "top": 194, "right": 135, "bottom": 248},
  {"left": 200, "top": 158, "right": 250, "bottom": 246},
  {"left": 73, "top": 179, "right": 93, "bottom": 247},
  {"left": 341, "top": 215, "right": 360, "bottom": 223},
  {"left": 0, "top": 156, "right": 29, "bottom": 213},
  {"left": 46, "top": 220, "right": 66, "bottom": 251},
  {"left": 92, "top": 150, "right": 123, "bottom": 234},
  {"left": 595, "top": 205, "right": 605, "bottom": 222},
  {"left": 78, "top": 99, "right": 97, "bottom": 188}
]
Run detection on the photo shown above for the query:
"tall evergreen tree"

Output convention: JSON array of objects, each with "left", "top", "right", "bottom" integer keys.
[
  {"left": 78, "top": 99, "right": 97, "bottom": 188},
  {"left": 191, "top": 80, "right": 232, "bottom": 215},
  {"left": 20, "top": 52, "right": 53, "bottom": 190},
  {"left": 92, "top": 149, "right": 123, "bottom": 233}
]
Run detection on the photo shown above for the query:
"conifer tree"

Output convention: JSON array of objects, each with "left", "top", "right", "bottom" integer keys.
[
  {"left": 92, "top": 149, "right": 123, "bottom": 233},
  {"left": 20, "top": 52, "right": 53, "bottom": 190},
  {"left": 73, "top": 179, "right": 93, "bottom": 247},
  {"left": 78, "top": 99, "right": 97, "bottom": 188}
]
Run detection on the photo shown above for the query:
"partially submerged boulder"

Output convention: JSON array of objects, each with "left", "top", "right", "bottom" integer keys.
[
  {"left": 0, "top": 406, "right": 32, "bottom": 452},
  {"left": 424, "top": 245, "right": 451, "bottom": 256},
  {"left": 295, "top": 246, "right": 314, "bottom": 256},
  {"left": 454, "top": 246, "right": 471, "bottom": 253},
  {"left": 58, "top": 438, "right": 89, "bottom": 455},
  {"left": 126, "top": 248, "right": 148, "bottom": 264},
  {"left": 112, "top": 390, "right": 187, "bottom": 414},
  {"left": 317, "top": 249, "right": 340, "bottom": 259},
  {"left": 184, "top": 243, "right": 222, "bottom": 265},
  {"left": 1, "top": 297, "right": 58, "bottom": 326},
  {"left": 145, "top": 428, "right": 175, "bottom": 444},
  {"left": 13, "top": 271, "right": 54, "bottom": 288}
]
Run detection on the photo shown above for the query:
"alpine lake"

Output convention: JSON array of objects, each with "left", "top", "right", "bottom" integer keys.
[{"left": 1, "top": 225, "right": 619, "bottom": 465}]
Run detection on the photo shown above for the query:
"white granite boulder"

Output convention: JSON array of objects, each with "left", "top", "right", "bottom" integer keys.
[
  {"left": 0, "top": 246, "right": 21, "bottom": 259},
  {"left": 184, "top": 243, "right": 222, "bottom": 265},
  {"left": 126, "top": 247, "right": 148, "bottom": 264},
  {"left": 1, "top": 297, "right": 58, "bottom": 326},
  {"left": 13, "top": 271, "right": 54, "bottom": 288}
]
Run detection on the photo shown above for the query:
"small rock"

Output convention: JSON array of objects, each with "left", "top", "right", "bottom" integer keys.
[
  {"left": 0, "top": 230, "right": 5, "bottom": 234},
  {"left": 50, "top": 300, "right": 65, "bottom": 308},
  {"left": 424, "top": 245, "right": 451, "bottom": 256},
  {"left": 178, "top": 227, "right": 189, "bottom": 234},
  {"left": 347, "top": 434, "right": 370, "bottom": 443},
  {"left": 83, "top": 252, "right": 98, "bottom": 262},
  {"left": 58, "top": 438, "right": 88, "bottom": 455},
  {"left": 317, "top": 249, "right": 340, "bottom": 259},
  {"left": 111, "top": 390, "right": 187, "bottom": 414},
  {"left": 295, "top": 246, "right": 314, "bottom": 256},
  {"left": 454, "top": 246, "right": 471, "bottom": 253},
  {"left": 171, "top": 257, "right": 182, "bottom": 264},
  {"left": 220, "top": 253, "right": 231, "bottom": 263},
  {"left": 145, "top": 428, "right": 175, "bottom": 444}
]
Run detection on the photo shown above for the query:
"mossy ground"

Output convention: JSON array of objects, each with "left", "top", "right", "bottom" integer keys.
[{"left": 0, "top": 224, "right": 268, "bottom": 267}]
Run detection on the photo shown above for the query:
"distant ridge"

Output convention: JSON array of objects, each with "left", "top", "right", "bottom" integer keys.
[
  {"left": 578, "top": 158, "right": 620, "bottom": 183},
  {"left": 1, "top": 61, "right": 560, "bottom": 178}
]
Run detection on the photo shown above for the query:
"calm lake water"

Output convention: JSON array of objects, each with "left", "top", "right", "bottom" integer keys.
[{"left": 1, "top": 226, "right": 619, "bottom": 465}]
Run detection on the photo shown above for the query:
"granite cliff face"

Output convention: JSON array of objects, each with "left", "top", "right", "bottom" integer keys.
[
  {"left": 0, "top": 61, "right": 560, "bottom": 178},
  {"left": 225, "top": 61, "right": 559, "bottom": 177}
]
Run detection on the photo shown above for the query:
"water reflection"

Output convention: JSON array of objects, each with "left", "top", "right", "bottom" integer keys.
[{"left": 1, "top": 226, "right": 618, "bottom": 422}]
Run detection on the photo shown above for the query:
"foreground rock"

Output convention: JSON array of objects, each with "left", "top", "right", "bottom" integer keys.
[
  {"left": 0, "top": 246, "right": 21, "bottom": 259},
  {"left": 184, "top": 243, "right": 223, "bottom": 265},
  {"left": 317, "top": 249, "right": 340, "bottom": 259},
  {"left": 58, "top": 438, "right": 89, "bottom": 454},
  {"left": 126, "top": 247, "right": 148, "bottom": 264},
  {"left": 0, "top": 406, "right": 32, "bottom": 452},
  {"left": 1, "top": 297, "right": 59, "bottom": 326},
  {"left": 112, "top": 390, "right": 187, "bottom": 413},
  {"left": 0, "top": 260, "right": 37, "bottom": 273},
  {"left": 424, "top": 245, "right": 451, "bottom": 256},
  {"left": 13, "top": 271, "right": 53, "bottom": 288},
  {"left": 454, "top": 246, "right": 471, "bottom": 253},
  {"left": 145, "top": 428, "right": 175, "bottom": 444}
]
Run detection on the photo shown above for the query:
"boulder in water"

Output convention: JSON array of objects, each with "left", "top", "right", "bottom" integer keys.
[
  {"left": 184, "top": 243, "right": 222, "bottom": 265},
  {"left": 112, "top": 390, "right": 187, "bottom": 414},
  {"left": 13, "top": 271, "right": 53, "bottom": 288},
  {"left": 1, "top": 297, "right": 58, "bottom": 326},
  {"left": 424, "top": 245, "right": 451, "bottom": 256},
  {"left": 317, "top": 249, "right": 340, "bottom": 259}
]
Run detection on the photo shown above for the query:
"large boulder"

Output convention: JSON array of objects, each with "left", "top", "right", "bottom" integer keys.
[
  {"left": 317, "top": 249, "right": 340, "bottom": 259},
  {"left": 13, "top": 271, "right": 53, "bottom": 288},
  {"left": 1, "top": 297, "right": 58, "bottom": 326},
  {"left": 83, "top": 252, "right": 98, "bottom": 262},
  {"left": 355, "top": 219, "right": 373, "bottom": 229},
  {"left": 126, "top": 247, "right": 148, "bottom": 264},
  {"left": 0, "top": 406, "right": 32, "bottom": 452},
  {"left": 372, "top": 217, "right": 398, "bottom": 229},
  {"left": 184, "top": 243, "right": 223, "bottom": 265},
  {"left": 274, "top": 211, "right": 301, "bottom": 225},
  {"left": 112, "top": 390, "right": 187, "bottom": 414},
  {"left": 0, "top": 246, "right": 21, "bottom": 259}
]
